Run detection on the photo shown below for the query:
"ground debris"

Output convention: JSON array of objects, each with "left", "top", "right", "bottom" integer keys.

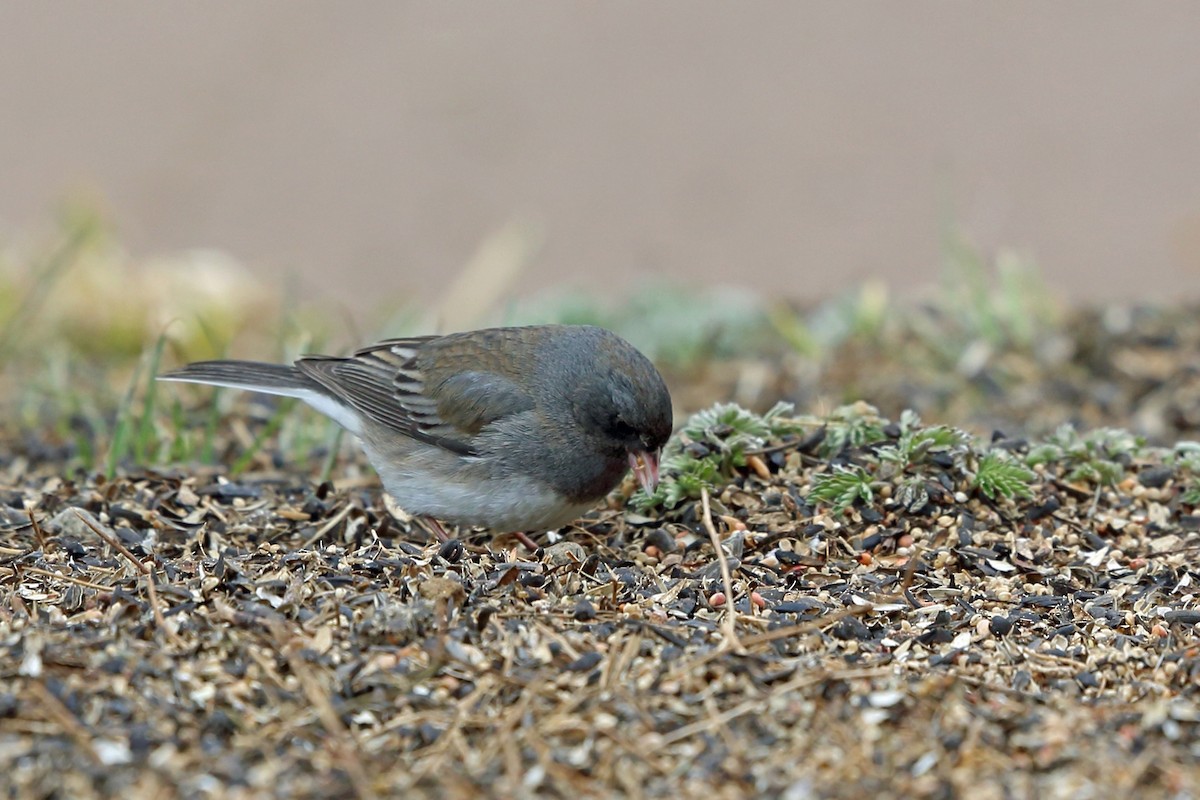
[{"left": 2, "top": 405, "right": 1199, "bottom": 800}]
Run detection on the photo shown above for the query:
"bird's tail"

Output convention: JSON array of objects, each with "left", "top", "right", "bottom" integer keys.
[
  {"left": 157, "top": 360, "right": 362, "bottom": 434},
  {"left": 157, "top": 360, "right": 313, "bottom": 394}
]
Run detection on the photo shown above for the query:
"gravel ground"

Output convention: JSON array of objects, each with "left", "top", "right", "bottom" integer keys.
[{"left": 2, "top": 304, "right": 1200, "bottom": 799}]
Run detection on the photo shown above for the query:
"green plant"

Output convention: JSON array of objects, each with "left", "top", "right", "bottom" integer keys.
[
  {"left": 876, "top": 409, "right": 972, "bottom": 473},
  {"left": 817, "top": 402, "right": 888, "bottom": 458},
  {"left": 1169, "top": 443, "right": 1200, "bottom": 505},
  {"left": 506, "top": 282, "right": 774, "bottom": 368},
  {"left": 769, "top": 281, "right": 892, "bottom": 359},
  {"left": 0, "top": 205, "right": 103, "bottom": 361},
  {"left": 105, "top": 340, "right": 157, "bottom": 477},
  {"left": 974, "top": 451, "right": 1036, "bottom": 500},
  {"left": 634, "top": 401, "right": 803, "bottom": 511},
  {"left": 229, "top": 398, "right": 299, "bottom": 476},
  {"left": 937, "top": 229, "right": 1054, "bottom": 352},
  {"left": 1027, "top": 424, "right": 1143, "bottom": 486},
  {"left": 808, "top": 465, "right": 875, "bottom": 514},
  {"left": 680, "top": 401, "right": 801, "bottom": 467}
]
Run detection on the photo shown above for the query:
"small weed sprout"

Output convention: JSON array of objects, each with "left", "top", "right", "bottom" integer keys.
[
  {"left": 974, "top": 451, "right": 1036, "bottom": 500},
  {"left": 1170, "top": 442, "right": 1200, "bottom": 505},
  {"left": 681, "top": 401, "right": 800, "bottom": 471},
  {"left": 808, "top": 465, "right": 875, "bottom": 514},
  {"left": 876, "top": 409, "right": 972, "bottom": 474},
  {"left": 1031, "top": 424, "right": 1143, "bottom": 486},
  {"left": 634, "top": 401, "right": 803, "bottom": 511},
  {"left": 819, "top": 402, "right": 888, "bottom": 458},
  {"left": 642, "top": 452, "right": 725, "bottom": 510}
]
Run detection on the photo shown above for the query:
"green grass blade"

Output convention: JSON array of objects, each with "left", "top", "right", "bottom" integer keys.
[
  {"left": 229, "top": 399, "right": 295, "bottom": 476},
  {"left": 134, "top": 332, "right": 168, "bottom": 464},
  {"left": 201, "top": 388, "right": 224, "bottom": 464},
  {"left": 168, "top": 397, "right": 193, "bottom": 463},
  {"left": 105, "top": 358, "right": 146, "bottom": 479},
  {"left": 319, "top": 425, "right": 345, "bottom": 484}
]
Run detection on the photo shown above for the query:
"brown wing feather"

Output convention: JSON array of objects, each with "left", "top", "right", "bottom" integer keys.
[{"left": 296, "top": 332, "right": 539, "bottom": 456}]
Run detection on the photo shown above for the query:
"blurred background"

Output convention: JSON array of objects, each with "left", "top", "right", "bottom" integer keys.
[
  {"left": 5, "top": 2, "right": 1200, "bottom": 471},
  {"left": 3, "top": 2, "right": 1200, "bottom": 328}
]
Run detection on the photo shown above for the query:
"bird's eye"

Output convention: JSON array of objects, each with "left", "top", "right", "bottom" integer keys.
[{"left": 609, "top": 418, "right": 638, "bottom": 440}]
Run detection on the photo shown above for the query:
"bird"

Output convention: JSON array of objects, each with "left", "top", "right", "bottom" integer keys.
[{"left": 158, "top": 324, "right": 673, "bottom": 541}]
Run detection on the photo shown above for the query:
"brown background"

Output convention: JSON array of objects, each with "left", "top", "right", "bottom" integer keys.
[{"left": 2, "top": 3, "right": 1199, "bottom": 320}]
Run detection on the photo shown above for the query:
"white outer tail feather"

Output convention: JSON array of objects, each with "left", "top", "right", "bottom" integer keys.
[{"left": 157, "top": 373, "right": 364, "bottom": 435}]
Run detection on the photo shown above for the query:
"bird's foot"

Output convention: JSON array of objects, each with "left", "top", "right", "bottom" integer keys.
[{"left": 513, "top": 530, "right": 540, "bottom": 551}]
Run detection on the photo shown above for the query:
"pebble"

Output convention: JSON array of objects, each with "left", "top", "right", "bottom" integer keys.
[{"left": 544, "top": 541, "right": 587, "bottom": 566}]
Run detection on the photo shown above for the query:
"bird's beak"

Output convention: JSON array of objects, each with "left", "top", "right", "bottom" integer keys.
[{"left": 628, "top": 450, "right": 660, "bottom": 494}]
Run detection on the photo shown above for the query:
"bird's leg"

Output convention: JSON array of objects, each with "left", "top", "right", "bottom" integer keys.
[
  {"left": 422, "top": 515, "right": 537, "bottom": 551},
  {"left": 513, "top": 531, "right": 540, "bottom": 551},
  {"left": 421, "top": 516, "right": 452, "bottom": 542}
]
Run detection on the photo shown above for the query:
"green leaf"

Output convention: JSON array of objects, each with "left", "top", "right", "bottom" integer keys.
[
  {"left": 809, "top": 465, "right": 874, "bottom": 514},
  {"left": 819, "top": 402, "right": 888, "bottom": 457},
  {"left": 634, "top": 401, "right": 804, "bottom": 512},
  {"left": 974, "top": 452, "right": 1035, "bottom": 500}
]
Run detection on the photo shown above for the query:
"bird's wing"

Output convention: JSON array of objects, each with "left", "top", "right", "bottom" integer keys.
[{"left": 296, "top": 333, "right": 537, "bottom": 456}]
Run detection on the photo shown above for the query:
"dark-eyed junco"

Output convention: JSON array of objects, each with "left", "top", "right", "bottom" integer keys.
[{"left": 159, "top": 324, "right": 672, "bottom": 536}]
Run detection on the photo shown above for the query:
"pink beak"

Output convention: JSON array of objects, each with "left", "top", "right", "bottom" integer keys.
[{"left": 628, "top": 450, "right": 660, "bottom": 494}]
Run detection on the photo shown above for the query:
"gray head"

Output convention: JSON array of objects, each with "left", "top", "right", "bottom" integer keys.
[{"left": 545, "top": 326, "right": 673, "bottom": 460}]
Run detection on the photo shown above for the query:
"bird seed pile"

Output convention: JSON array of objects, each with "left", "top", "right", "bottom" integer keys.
[{"left": 2, "top": 396, "right": 1200, "bottom": 798}]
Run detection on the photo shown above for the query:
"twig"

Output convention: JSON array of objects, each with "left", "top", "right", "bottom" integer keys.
[
  {"left": 736, "top": 604, "right": 874, "bottom": 649},
  {"left": 1088, "top": 484, "right": 1103, "bottom": 519},
  {"left": 27, "top": 679, "right": 101, "bottom": 766},
  {"left": 899, "top": 543, "right": 924, "bottom": 594},
  {"left": 299, "top": 501, "right": 355, "bottom": 550},
  {"left": 403, "top": 678, "right": 496, "bottom": 783},
  {"left": 6, "top": 565, "right": 113, "bottom": 592},
  {"left": 73, "top": 510, "right": 183, "bottom": 647},
  {"left": 76, "top": 510, "right": 141, "bottom": 566},
  {"left": 650, "top": 665, "right": 895, "bottom": 750},
  {"left": 271, "top": 621, "right": 377, "bottom": 800},
  {"left": 953, "top": 672, "right": 1046, "bottom": 701},
  {"left": 700, "top": 486, "right": 745, "bottom": 654},
  {"left": 28, "top": 509, "right": 48, "bottom": 551},
  {"left": 668, "top": 603, "right": 875, "bottom": 679}
]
